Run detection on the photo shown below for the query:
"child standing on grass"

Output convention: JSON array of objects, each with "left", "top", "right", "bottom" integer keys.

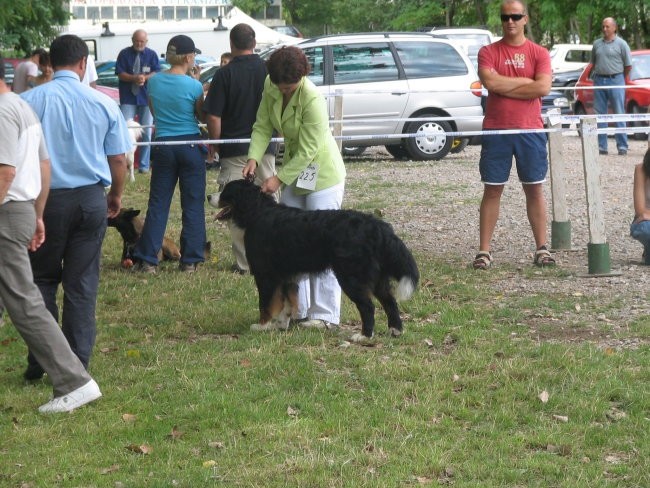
[{"left": 630, "top": 149, "right": 650, "bottom": 264}]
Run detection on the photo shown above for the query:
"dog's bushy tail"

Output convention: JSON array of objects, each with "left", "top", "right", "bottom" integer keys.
[{"left": 386, "top": 234, "right": 419, "bottom": 301}]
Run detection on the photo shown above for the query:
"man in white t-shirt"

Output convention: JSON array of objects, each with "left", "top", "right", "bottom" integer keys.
[
  {"left": 12, "top": 49, "right": 47, "bottom": 94},
  {"left": 82, "top": 54, "right": 99, "bottom": 87},
  {"left": 0, "top": 56, "right": 102, "bottom": 414}
]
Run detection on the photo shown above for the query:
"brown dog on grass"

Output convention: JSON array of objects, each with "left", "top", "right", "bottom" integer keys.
[{"left": 108, "top": 208, "right": 183, "bottom": 268}]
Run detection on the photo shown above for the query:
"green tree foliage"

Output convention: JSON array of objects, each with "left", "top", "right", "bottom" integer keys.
[{"left": 0, "top": 0, "right": 68, "bottom": 55}]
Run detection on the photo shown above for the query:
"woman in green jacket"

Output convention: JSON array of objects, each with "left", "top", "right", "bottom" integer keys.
[{"left": 243, "top": 46, "right": 346, "bottom": 331}]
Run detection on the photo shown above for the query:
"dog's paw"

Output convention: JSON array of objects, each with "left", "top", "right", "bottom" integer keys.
[
  {"left": 350, "top": 332, "right": 374, "bottom": 344},
  {"left": 389, "top": 327, "right": 402, "bottom": 338},
  {"left": 207, "top": 193, "right": 220, "bottom": 208}
]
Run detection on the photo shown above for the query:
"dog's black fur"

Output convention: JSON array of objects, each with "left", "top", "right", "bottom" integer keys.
[{"left": 214, "top": 179, "right": 419, "bottom": 338}]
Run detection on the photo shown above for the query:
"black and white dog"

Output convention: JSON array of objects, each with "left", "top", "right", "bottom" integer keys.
[{"left": 209, "top": 179, "right": 419, "bottom": 340}]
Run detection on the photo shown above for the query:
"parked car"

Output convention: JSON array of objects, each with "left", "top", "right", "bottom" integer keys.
[
  {"left": 95, "top": 59, "right": 171, "bottom": 88},
  {"left": 271, "top": 25, "right": 303, "bottom": 38},
  {"left": 96, "top": 85, "right": 120, "bottom": 104},
  {"left": 549, "top": 44, "right": 591, "bottom": 74},
  {"left": 573, "top": 50, "right": 650, "bottom": 140},
  {"left": 552, "top": 67, "right": 584, "bottom": 102},
  {"left": 280, "top": 32, "right": 484, "bottom": 161},
  {"left": 429, "top": 27, "right": 496, "bottom": 70}
]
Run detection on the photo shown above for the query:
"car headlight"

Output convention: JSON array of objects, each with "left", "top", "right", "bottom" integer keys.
[{"left": 553, "top": 97, "right": 569, "bottom": 108}]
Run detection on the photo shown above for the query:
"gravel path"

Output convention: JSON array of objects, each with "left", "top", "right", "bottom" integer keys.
[{"left": 345, "top": 133, "right": 650, "bottom": 348}]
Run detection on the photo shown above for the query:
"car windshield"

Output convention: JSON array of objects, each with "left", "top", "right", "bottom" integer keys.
[{"left": 631, "top": 54, "right": 650, "bottom": 80}]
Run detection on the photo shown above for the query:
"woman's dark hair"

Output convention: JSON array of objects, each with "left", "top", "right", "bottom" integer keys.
[
  {"left": 266, "top": 46, "right": 310, "bottom": 85},
  {"left": 643, "top": 149, "right": 650, "bottom": 178}
]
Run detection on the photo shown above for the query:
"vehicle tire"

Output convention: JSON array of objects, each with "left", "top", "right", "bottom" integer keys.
[
  {"left": 450, "top": 137, "right": 470, "bottom": 154},
  {"left": 630, "top": 104, "right": 648, "bottom": 141},
  {"left": 404, "top": 117, "right": 453, "bottom": 161},
  {"left": 385, "top": 144, "right": 409, "bottom": 160},
  {"left": 342, "top": 146, "right": 366, "bottom": 156}
]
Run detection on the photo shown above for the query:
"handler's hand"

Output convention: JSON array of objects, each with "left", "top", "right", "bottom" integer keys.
[
  {"left": 28, "top": 218, "right": 45, "bottom": 252},
  {"left": 243, "top": 159, "right": 257, "bottom": 180},
  {"left": 261, "top": 175, "right": 281, "bottom": 194}
]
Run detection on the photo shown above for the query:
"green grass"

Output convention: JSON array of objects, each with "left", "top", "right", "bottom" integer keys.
[{"left": 1, "top": 160, "right": 648, "bottom": 487}]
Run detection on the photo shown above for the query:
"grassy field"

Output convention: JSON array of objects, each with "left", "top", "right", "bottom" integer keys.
[{"left": 1, "top": 158, "right": 648, "bottom": 487}]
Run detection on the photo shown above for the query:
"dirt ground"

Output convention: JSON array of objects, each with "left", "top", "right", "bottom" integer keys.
[{"left": 344, "top": 133, "right": 650, "bottom": 349}]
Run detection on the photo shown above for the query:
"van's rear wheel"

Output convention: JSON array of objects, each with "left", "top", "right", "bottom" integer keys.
[{"left": 404, "top": 117, "right": 453, "bottom": 160}]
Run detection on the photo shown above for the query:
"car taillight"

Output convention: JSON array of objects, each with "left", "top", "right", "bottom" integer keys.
[{"left": 470, "top": 81, "right": 484, "bottom": 97}]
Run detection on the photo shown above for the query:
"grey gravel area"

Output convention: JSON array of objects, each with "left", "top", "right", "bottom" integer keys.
[{"left": 344, "top": 134, "right": 650, "bottom": 348}]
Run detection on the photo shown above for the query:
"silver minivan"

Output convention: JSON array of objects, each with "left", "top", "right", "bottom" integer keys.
[{"left": 292, "top": 32, "right": 484, "bottom": 160}]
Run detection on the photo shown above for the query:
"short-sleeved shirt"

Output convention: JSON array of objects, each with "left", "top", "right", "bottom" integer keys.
[
  {"left": 12, "top": 60, "right": 39, "bottom": 94},
  {"left": 0, "top": 92, "right": 48, "bottom": 203},
  {"left": 21, "top": 70, "right": 132, "bottom": 189},
  {"left": 147, "top": 72, "right": 203, "bottom": 138},
  {"left": 591, "top": 36, "right": 632, "bottom": 76},
  {"left": 115, "top": 46, "right": 160, "bottom": 106},
  {"left": 478, "top": 39, "right": 551, "bottom": 130},
  {"left": 203, "top": 54, "right": 268, "bottom": 158}
]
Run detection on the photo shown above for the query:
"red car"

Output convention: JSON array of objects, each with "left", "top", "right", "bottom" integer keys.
[{"left": 573, "top": 49, "right": 650, "bottom": 140}]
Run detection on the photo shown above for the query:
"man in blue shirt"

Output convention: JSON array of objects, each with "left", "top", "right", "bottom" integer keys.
[
  {"left": 21, "top": 34, "right": 131, "bottom": 382},
  {"left": 116, "top": 29, "right": 160, "bottom": 173}
]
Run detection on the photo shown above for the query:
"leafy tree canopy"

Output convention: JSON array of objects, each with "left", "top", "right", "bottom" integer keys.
[{"left": 0, "top": 0, "right": 68, "bottom": 55}]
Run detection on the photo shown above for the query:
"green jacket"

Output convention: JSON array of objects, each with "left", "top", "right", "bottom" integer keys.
[{"left": 248, "top": 76, "right": 346, "bottom": 194}]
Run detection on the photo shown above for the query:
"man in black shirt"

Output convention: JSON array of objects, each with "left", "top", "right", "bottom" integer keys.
[{"left": 204, "top": 23, "right": 277, "bottom": 274}]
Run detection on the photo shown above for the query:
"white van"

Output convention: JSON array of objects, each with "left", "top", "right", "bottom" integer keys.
[
  {"left": 429, "top": 27, "right": 497, "bottom": 69},
  {"left": 549, "top": 44, "right": 592, "bottom": 73}
]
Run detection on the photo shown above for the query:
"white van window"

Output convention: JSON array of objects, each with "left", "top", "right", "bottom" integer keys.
[
  {"left": 303, "top": 47, "right": 325, "bottom": 87},
  {"left": 394, "top": 41, "right": 468, "bottom": 79},
  {"left": 332, "top": 43, "right": 398, "bottom": 85}
]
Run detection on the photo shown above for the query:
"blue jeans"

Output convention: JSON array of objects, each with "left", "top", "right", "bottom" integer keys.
[
  {"left": 133, "top": 135, "right": 207, "bottom": 265},
  {"left": 120, "top": 104, "right": 154, "bottom": 171},
  {"left": 630, "top": 219, "right": 650, "bottom": 264},
  {"left": 593, "top": 74, "right": 627, "bottom": 153}
]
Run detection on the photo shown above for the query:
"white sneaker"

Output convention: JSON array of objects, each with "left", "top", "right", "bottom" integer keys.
[
  {"left": 299, "top": 319, "right": 337, "bottom": 330},
  {"left": 38, "top": 379, "right": 102, "bottom": 414}
]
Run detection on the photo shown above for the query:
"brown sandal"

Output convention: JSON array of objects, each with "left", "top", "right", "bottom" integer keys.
[
  {"left": 472, "top": 251, "right": 493, "bottom": 270},
  {"left": 534, "top": 246, "right": 556, "bottom": 267}
]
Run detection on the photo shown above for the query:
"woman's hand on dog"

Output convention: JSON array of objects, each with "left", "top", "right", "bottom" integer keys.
[{"left": 261, "top": 175, "right": 281, "bottom": 194}]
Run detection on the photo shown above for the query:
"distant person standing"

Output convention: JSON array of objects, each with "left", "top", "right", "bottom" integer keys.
[
  {"left": 21, "top": 34, "right": 131, "bottom": 381},
  {"left": 116, "top": 29, "right": 160, "bottom": 173},
  {"left": 472, "top": 0, "right": 555, "bottom": 270},
  {"left": 0, "top": 56, "right": 102, "bottom": 413},
  {"left": 12, "top": 48, "right": 47, "bottom": 94},
  {"left": 204, "top": 23, "right": 277, "bottom": 274},
  {"left": 591, "top": 17, "right": 632, "bottom": 156}
]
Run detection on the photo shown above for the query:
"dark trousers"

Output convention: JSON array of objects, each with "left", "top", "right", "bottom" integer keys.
[{"left": 28, "top": 184, "right": 107, "bottom": 369}]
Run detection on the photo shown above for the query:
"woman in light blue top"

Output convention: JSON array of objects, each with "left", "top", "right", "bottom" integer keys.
[{"left": 132, "top": 35, "right": 206, "bottom": 273}]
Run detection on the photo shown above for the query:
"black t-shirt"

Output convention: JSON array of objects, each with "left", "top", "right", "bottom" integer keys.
[{"left": 203, "top": 54, "right": 272, "bottom": 158}]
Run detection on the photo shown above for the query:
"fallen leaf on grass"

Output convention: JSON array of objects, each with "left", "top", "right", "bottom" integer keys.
[
  {"left": 125, "top": 444, "right": 152, "bottom": 454},
  {"left": 208, "top": 441, "right": 225, "bottom": 449},
  {"left": 121, "top": 413, "right": 137, "bottom": 422},
  {"left": 125, "top": 349, "right": 141, "bottom": 358},
  {"left": 100, "top": 464, "right": 120, "bottom": 475},
  {"left": 424, "top": 339, "right": 434, "bottom": 348},
  {"left": 239, "top": 358, "right": 251, "bottom": 367},
  {"left": 287, "top": 406, "right": 299, "bottom": 418},
  {"left": 99, "top": 347, "right": 118, "bottom": 354},
  {"left": 538, "top": 390, "right": 549, "bottom": 403},
  {"left": 202, "top": 460, "right": 217, "bottom": 468},
  {"left": 552, "top": 414, "right": 569, "bottom": 423},
  {"left": 168, "top": 426, "right": 183, "bottom": 440}
]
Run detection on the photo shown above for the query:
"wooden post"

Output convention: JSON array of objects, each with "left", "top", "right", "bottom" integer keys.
[
  {"left": 547, "top": 113, "right": 571, "bottom": 249},
  {"left": 580, "top": 116, "right": 613, "bottom": 275},
  {"left": 333, "top": 90, "right": 343, "bottom": 153}
]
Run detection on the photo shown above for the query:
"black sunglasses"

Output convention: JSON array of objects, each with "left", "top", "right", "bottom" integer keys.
[{"left": 500, "top": 13, "right": 525, "bottom": 22}]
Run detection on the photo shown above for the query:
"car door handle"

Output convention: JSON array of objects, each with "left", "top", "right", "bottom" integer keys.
[{"left": 391, "top": 92, "right": 407, "bottom": 96}]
